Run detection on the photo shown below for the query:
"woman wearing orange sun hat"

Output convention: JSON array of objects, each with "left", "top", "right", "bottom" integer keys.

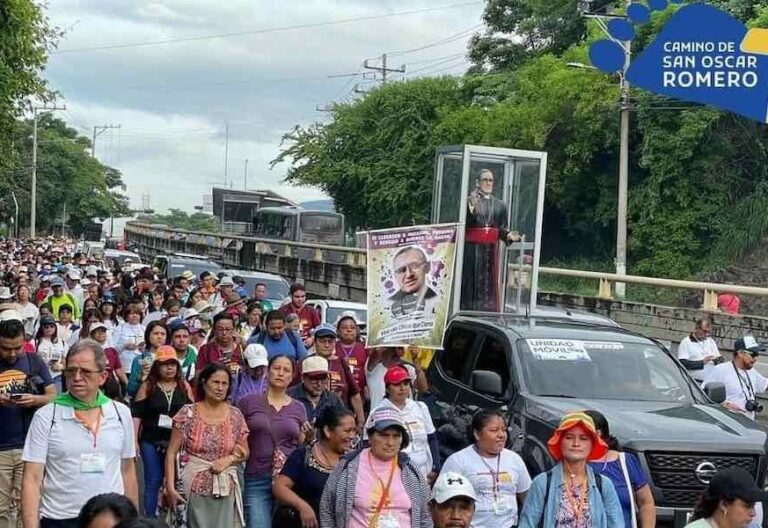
[{"left": 519, "top": 411, "right": 624, "bottom": 528}]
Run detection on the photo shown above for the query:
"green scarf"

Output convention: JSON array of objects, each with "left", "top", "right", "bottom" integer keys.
[{"left": 53, "top": 390, "right": 110, "bottom": 410}]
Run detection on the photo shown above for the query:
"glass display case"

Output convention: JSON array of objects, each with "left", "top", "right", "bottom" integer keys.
[{"left": 431, "top": 145, "right": 547, "bottom": 316}]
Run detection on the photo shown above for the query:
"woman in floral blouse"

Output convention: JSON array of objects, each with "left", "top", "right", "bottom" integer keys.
[{"left": 165, "top": 363, "right": 250, "bottom": 527}]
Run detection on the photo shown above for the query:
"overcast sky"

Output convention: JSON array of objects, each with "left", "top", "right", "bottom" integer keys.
[{"left": 43, "top": 0, "right": 484, "bottom": 214}]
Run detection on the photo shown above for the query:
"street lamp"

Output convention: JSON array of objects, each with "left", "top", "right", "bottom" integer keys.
[{"left": 568, "top": 18, "right": 631, "bottom": 298}]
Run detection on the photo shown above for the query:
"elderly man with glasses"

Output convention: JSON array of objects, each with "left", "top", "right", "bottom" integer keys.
[{"left": 21, "top": 339, "right": 138, "bottom": 528}]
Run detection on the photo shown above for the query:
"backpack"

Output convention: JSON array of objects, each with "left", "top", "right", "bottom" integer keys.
[{"left": 538, "top": 468, "right": 605, "bottom": 528}]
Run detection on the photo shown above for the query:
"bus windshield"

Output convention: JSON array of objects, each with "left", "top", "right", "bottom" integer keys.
[{"left": 300, "top": 213, "right": 342, "bottom": 233}]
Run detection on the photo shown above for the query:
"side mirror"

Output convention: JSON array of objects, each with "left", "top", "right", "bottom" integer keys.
[
  {"left": 471, "top": 370, "right": 503, "bottom": 397},
  {"left": 704, "top": 382, "right": 726, "bottom": 404}
]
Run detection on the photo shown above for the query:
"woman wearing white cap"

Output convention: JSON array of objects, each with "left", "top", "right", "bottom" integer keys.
[
  {"left": 320, "top": 406, "right": 432, "bottom": 528},
  {"left": 231, "top": 344, "right": 269, "bottom": 404}
]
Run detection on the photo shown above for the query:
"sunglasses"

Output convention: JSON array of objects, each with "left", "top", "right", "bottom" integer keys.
[{"left": 305, "top": 373, "right": 329, "bottom": 382}]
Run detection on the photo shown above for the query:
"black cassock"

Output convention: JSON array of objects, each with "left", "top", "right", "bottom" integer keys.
[{"left": 460, "top": 193, "right": 510, "bottom": 312}]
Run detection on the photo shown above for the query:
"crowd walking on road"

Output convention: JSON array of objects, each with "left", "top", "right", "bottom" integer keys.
[{"left": 0, "top": 237, "right": 763, "bottom": 528}]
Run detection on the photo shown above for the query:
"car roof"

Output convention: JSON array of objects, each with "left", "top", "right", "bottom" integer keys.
[
  {"left": 450, "top": 312, "right": 653, "bottom": 346},
  {"left": 157, "top": 253, "right": 220, "bottom": 265},
  {"left": 220, "top": 269, "right": 287, "bottom": 281},
  {"left": 105, "top": 249, "right": 140, "bottom": 257}
]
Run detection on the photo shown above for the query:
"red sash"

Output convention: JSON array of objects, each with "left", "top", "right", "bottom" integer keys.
[{"left": 466, "top": 227, "right": 500, "bottom": 244}]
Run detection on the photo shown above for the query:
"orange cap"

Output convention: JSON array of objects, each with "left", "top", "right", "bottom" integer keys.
[
  {"left": 155, "top": 345, "right": 178, "bottom": 364},
  {"left": 547, "top": 411, "right": 608, "bottom": 462}
]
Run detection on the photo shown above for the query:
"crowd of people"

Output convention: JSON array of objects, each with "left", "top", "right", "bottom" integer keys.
[{"left": 0, "top": 237, "right": 762, "bottom": 528}]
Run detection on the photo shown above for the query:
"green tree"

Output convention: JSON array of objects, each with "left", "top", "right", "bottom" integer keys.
[
  {"left": 136, "top": 209, "right": 219, "bottom": 232},
  {"left": 0, "top": 1, "right": 58, "bottom": 164},
  {"left": 468, "top": 0, "right": 613, "bottom": 72},
  {"left": 273, "top": 77, "right": 469, "bottom": 229},
  {"left": 7, "top": 115, "right": 131, "bottom": 234}
]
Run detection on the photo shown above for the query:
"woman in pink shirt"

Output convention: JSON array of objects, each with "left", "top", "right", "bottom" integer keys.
[{"left": 319, "top": 407, "right": 432, "bottom": 528}]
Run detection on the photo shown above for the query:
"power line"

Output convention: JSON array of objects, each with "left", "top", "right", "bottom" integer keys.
[
  {"left": 52, "top": 2, "right": 482, "bottom": 54},
  {"left": 387, "top": 24, "right": 482, "bottom": 57}
]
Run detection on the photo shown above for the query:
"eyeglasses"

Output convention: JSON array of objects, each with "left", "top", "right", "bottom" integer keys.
[
  {"left": 394, "top": 262, "right": 426, "bottom": 275},
  {"left": 480, "top": 178, "right": 494, "bottom": 183},
  {"left": 305, "top": 374, "right": 329, "bottom": 382},
  {"left": 63, "top": 367, "right": 103, "bottom": 378}
]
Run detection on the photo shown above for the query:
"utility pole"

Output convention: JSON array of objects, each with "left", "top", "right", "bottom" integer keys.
[
  {"left": 31, "top": 104, "right": 66, "bottom": 239},
  {"left": 363, "top": 53, "right": 405, "bottom": 84},
  {"left": 92, "top": 124, "right": 121, "bottom": 237},
  {"left": 244, "top": 158, "right": 248, "bottom": 190},
  {"left": 223, "top": 123, "right": 229, "bottom": 188},
  {"left": 91, "top": 124, "right": 121, "bottom": 158},
  {"left": 615, "top": 40, "right": 631, "bottom": 298}
]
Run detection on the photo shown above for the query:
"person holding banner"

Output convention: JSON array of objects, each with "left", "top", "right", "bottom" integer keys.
[{"left": 462, "top": 169, "right": 520, "bottom": 312}]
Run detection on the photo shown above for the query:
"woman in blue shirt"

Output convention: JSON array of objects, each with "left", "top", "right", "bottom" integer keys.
[{"left": 586, "top": 410, "right": 656, "bottom": 528}]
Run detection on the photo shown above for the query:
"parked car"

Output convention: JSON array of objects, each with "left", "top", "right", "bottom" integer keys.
[
  {"left": 305, "top": 299, "right": 367, "bottom": 334},
  {"left": 104, "top": 249, "right": 142, "bottom": 271},
  {"left": 152, "top": 253, "right": 222, "bottom": 281},
  {"left": 218, "top": 269, "right": 290, "bottom": 307},
  {"left": 427, "top": 312, "right": 768, "bottom": 525}
]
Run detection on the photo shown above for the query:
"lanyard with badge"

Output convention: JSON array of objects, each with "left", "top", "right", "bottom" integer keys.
[
  {"left": 474, "top": 446, "right": 513, "bottom": 516},
  {"left": 80, "top": 412, "right": 106, "bottom": 473},
  {"left": 158, "top": 386, "right": 175, "bottom": 429},
  {"left": 368, "top": 451, "right": 399, "bottom": 528}
]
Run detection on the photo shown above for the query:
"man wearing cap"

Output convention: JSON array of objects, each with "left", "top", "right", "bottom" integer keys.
[
  {"left": 64, "top": 268, "right": 85, "bottom": 313},
  {"left": 279, "top": 283, "right": 320, "bottom": 348},
  {"left": 288, "top": 355, "right": 345, "bottom": 424},
  {"left": 232, "top": 344, "right": 269, "bottom": 403},
  {"left": 430, "top": 471, "right": 477, "bottom": 528},
  {"left": 310, "top": 324, "right": 365, "bottom": 430},
  {"left": 211, "top": 275, "right": 235, "bottom": 309},
  {"left": 0, "top": 318, "right": 56, "bottom": 528},
  {"left": 34, "top": 275, "right": 51, "bottom": 306},
  {"left": 168, "top": 320, "right": 197, "bottom": 383},
  {"left": 47, "top": 276, "right": 81, "bottom": 322},
  {"left": 703, "top": 336, "right": 768, "bottom": 420}
]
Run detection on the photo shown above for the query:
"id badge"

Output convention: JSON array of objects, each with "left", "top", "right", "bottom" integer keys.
[
  {"left": 377, "top": 513, "right": 400, "bottom": 528},
  {"left": 158, "top": 414, "right": 173, "bottom": 428},
  {"left": 492, "top": 495, "right": 513, "bottom": 515},
  {"left": 80, "top": 453, "right": 106, "bottom": 473}
]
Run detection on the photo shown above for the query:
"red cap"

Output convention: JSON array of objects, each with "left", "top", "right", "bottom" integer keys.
[{"left": 384, "top": 365, "right": 410, "bottom": 385}]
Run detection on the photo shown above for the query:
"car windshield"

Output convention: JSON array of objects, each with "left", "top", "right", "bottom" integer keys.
[
  {"left": 519, "top": 339, "right": 696, "bottom": 402},
  {"left": 247, "top": 278, "right": 289, "bottom": 300},
  {"left": 170, "top": 260, "right": 221, "bottom": 277},
  {"left": 326, "top": 307, "right": 367, "bottom": 325}
]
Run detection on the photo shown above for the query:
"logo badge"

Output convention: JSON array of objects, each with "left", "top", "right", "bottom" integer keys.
[{"left": 695, "top": 461, "right": 718, "bottom": 484}]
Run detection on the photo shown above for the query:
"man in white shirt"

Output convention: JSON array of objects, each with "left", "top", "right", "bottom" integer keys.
[
  {"left": 21, "top": 339, "right": 138, "bottom": 526},
  {"left": 677, "top": 318, "right": 722, "bottom": 381},
  {"left": 703, "top": 335, "right": 768, "bottom": 420}
]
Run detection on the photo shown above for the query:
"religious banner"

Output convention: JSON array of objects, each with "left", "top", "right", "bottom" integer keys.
[{"left": 366, "top": 223, "right": 458, "bottom": 348}]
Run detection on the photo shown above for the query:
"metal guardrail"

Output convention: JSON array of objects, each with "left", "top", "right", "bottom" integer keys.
[
  {"left": 539, "top": 267, "right": 768, "bottom": 310},
  {"left": 124, "top": 222, "right": 367, "bottom": 268}
]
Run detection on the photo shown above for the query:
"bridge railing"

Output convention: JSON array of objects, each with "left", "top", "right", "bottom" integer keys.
[
  {"left": 536, "top": 266, "right": 768, "bottom": 311},
  {"left": 125, "top": 222, "right": 367, "bottom": 268}
]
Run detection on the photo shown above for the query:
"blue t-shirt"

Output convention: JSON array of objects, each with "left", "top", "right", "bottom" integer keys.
[
  {"left": 589, "top": 453, "right": 649, "bottom": 528},
  {"left": 0, "top": 353, "right": 54, "bottom": 450},
  {"left": 260, "top": 332, "right": 307, "bottom": 361}
]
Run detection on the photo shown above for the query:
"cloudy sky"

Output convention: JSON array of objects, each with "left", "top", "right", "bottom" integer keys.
[{"left": 43, "top": 0, "right": 485, "bottom": 214}]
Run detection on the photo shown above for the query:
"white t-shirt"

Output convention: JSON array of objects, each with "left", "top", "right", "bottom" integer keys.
[
  {"left": 22, "top": 400, "right": 135, "bottom": 520},
  {"left": 372, "top": 398, "right": 436, "bottom": 478},
  {"left": 703, "top": 362, "right": 768, "bottom": 419},
  {"left": 677, "top": 336, "right": 721, "bottom": 379},
  {"left": 441, "top": 445, "right": 532, "bottom": 527},
  {"left": 17, "top": 302, "right": 39, "bottom": 337}
]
